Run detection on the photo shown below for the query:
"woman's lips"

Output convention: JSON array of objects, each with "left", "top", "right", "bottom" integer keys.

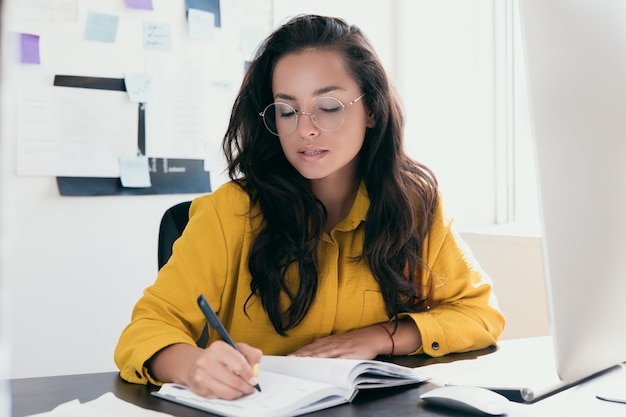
[{"left": 298, "top": 149, "right": 328, "bottom": 161}]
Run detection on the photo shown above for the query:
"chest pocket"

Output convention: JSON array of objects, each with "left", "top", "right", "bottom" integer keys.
[
  {"left": 333, "top": 288, "right": 389, "bottom": 333},
  {"left": 359, "top": 289, "right": 389, "bottom": 324}
]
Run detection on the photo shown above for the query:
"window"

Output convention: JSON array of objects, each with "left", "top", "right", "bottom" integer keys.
[
  {"left": 398, "top": 1, "right": 498, "bottom": 227},
  {"left": 399, "top": 0, "right": 539, "bottom": 234},
  {"left": 510, "top": 0, "right": 540, "bottom": 235}
]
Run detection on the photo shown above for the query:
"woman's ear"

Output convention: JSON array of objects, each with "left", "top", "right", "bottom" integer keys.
[{"left": 366, "top": 111, "right": 376, "bottom": 128}]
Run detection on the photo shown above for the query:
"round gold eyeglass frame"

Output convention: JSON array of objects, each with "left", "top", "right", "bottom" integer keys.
[{"left": 259, "top": 93, "right": 366, "bottom": 136}]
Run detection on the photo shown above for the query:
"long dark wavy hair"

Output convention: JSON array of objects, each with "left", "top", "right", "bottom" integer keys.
[{"left": 222, "top": 14, "right": 439, "bottom": 335}]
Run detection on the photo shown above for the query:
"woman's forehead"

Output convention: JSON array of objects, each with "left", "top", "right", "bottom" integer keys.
[{"left": 271, "top": 49, "right": 358, "bottom": 100}]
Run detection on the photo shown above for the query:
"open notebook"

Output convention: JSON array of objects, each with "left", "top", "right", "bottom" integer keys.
[{"left": 152, "top": 355, "right": 428, "bottom": 417}]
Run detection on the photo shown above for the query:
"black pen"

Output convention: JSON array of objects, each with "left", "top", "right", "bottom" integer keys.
[{"left": 196, "top": 294, "right": 262, "bottom": 392}]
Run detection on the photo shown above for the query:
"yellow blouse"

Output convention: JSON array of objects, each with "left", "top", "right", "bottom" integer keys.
[{"left": 115, "top": 181, "right": 505, "bottom": 385}]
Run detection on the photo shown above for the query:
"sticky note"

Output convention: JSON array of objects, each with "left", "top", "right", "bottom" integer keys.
[
  {"left": 125, "top": 0, "right": 154, "bottom": 10},
  {"left": 10, "top": 32, "right": 41, "bottom": 64},
  {"left": 120, "top": 156, "right": 152, "bottom": 188},
  {"left": 124, "top": 73, "right": 153, "bottom": 103},
  {"left": 188, "top": 9, "right": 215, "bottom": 41},
  {"left": 144, "top": 22, "right": 171, "bottom": 50},
  {"left": 185, "top": 0, "right": 221, "bottom": 27},
  {"left": 84, "top": 11, "right": 119, "bottom": 43}
]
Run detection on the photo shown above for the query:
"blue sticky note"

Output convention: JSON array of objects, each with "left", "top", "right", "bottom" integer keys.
[
  {"left": 185, "top": 0, "right": 220, "bottom": 27},
  {"left": 120, "top": 156, "right": 152, "bottom": 188},
  {"left": 144, "top": 22, "right": 171, "bottom": 50},
  {"left": 125, "top": 0, "right": 153, "bottom": 10},
  {"left": 84, "top": 11, "right": 119, "bottom": 43},
  {"left": 124, "top": 73, "right": 153, "bottom": 103}
]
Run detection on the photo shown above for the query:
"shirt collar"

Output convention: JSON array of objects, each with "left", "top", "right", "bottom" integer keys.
[{"left": 332, "top": 181, "right": 369, "bottom": 232}]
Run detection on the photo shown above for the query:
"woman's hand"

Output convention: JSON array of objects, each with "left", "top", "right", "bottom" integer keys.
[
  {"left": 186, "top": 341, "right": 262, "bottom": 400},
  {"left": 289, "top": 326, "right": 389, "bottom": 359},
  {"left": 289, "top": 320, "right": 421, "bottom": 359},
  {"left": 149, "top": 341, "right": 263, "bottom": 400}
]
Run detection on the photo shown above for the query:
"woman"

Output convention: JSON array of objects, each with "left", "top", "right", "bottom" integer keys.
[{"left": 115, "top": 14, "right": 505, "bottom": 400}]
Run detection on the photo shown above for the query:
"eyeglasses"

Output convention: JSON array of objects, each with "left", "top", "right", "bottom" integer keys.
[{"left": 259, "top": 94, "right": 365, "bottom": 136}]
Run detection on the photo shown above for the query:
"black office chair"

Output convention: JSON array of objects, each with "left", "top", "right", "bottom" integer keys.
[
  {"left": 157, "top": 200, "right": 209, "bottom": 347},
  {"left": 157, "top": 201, "right": 192, "bottom": 270}
]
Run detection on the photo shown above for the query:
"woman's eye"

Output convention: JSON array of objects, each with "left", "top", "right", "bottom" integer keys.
[
  {"left": 318, "top": 106, "right": 341, "bottom": 114},
  {"left": 279, "top": 109, "right": 297, "bottom": 118}
]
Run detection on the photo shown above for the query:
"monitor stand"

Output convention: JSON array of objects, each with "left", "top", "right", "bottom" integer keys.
[{"left": 595, "top": 365, "right": 626, "bottom": 405}]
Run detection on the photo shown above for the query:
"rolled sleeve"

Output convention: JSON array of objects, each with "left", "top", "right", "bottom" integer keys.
[{"left": 400, "top": 199, "right": 505, "bottom": 357}]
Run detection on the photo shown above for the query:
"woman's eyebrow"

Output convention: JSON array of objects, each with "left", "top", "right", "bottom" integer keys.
[
  {"left": 273, "top": 86, "right": 346, "bottom": 101},
  {"left": 274, "top": 92, "right": 296, "bottom": 101},
  {"left": 313, "top": 85, "right": 344, "bottom": 96}
]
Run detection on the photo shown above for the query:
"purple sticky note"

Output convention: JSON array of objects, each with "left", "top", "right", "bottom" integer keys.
[
  {"left": 125, "top": 0, "right": 154, "bottom": 10},
  {"left": 12, "top": 32, "right": 41, "bottom": 64}
]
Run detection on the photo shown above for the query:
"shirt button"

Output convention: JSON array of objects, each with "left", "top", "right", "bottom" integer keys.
[{"left": 431, "top": 342, "right": 440, "bottom": 351}]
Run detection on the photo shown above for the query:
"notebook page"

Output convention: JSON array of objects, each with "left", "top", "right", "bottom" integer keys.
[{"left": 154, "top": 370, "right": 351, "bottom": 417}]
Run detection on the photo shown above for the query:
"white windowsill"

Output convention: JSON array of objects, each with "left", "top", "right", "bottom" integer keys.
[{"left": 459, "top": 221, "right": 542, "bottom": 240}]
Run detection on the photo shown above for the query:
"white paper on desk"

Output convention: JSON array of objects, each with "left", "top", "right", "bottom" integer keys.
[
  {"left": 416, "top": 337, "right": 571, "bottom": 402},
  {"left": 25, "top": 392, "right": 174, "bottom": 417}
]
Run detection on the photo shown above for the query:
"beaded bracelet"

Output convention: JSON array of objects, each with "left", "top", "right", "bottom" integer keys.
[{"left": 377, "top": 323, "right": 395, "bottom": 356}]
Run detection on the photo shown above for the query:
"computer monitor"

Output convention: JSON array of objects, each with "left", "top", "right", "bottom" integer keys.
[{"left": 518, "top": 0, "right": 626, "bottom": 384}]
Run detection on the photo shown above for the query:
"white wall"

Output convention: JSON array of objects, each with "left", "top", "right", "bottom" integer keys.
[
  {"left": 462, "top": 233, "right": 549, "bottom": 340},
  {"left": 4, "top": 186, "right": 195, "bottom": 378},
  {"left": 0, "top": 0, "right": 14, "bottom": 411},
  {"left": 1, "top": 0, "right": 548, "bottom": 379},
  {"left": 0, "top": 0, "right": 259, "bottom": 378}
]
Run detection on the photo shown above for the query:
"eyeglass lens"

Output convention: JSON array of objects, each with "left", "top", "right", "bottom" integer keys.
[{"left": 262, "top": 97, "right": 347, "bottom": 136}]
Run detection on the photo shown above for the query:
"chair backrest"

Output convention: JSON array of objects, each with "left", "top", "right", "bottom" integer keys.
[
  {"left": 157, "top": 200, "right": 208, "bottom": 347},
  {"left": 157, "top": 201, "right": 191, "bottom": 270}
]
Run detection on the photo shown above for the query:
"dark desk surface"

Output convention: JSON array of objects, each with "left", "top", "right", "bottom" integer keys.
[{"left": 11, "top": 349, "right": 496, "bottom": 417}]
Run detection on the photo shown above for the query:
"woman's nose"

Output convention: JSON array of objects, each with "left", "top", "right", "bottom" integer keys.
[{"left": 296, "top": 112, "right": 320, "bottom": 137}]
